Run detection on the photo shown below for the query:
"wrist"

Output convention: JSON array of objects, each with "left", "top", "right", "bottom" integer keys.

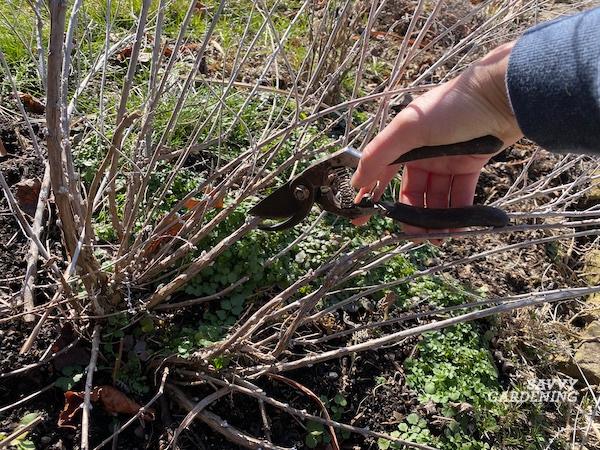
[{"left": 474, "top": 41, "right": 523, "bottom": 144}]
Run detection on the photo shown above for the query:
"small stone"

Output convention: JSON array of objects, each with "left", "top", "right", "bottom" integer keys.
[
  {"left": 327, "top": 371, "right": 339, "bottom": 380},
  {"left": 574, "top": 321, "right": 600, "bottom": 384}
]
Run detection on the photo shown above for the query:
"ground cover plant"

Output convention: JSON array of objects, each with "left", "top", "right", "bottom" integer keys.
[{"left": 1, "top": 0, "right": 600, "bottom": 449}]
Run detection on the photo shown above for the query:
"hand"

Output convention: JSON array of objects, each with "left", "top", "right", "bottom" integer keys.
[{"left": 351, "top": 42, "right": 523, "bottom": 238}]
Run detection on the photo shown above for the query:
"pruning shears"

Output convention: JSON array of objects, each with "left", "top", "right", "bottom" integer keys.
[{"left": 250, "top": 135, "right": 509, "bottom": 232}]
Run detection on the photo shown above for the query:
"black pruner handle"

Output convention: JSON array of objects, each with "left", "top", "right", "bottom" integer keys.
[
  {"left": 381, "top": 202, "right": 509, "bottom": 229},
  {"left": 391, "top": 135, "right": 503, "bottom": 165}
]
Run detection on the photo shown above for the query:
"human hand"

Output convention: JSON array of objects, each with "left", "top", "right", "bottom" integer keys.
[{"left": 351, "top": 42, "right": 523, "bottom": 237}]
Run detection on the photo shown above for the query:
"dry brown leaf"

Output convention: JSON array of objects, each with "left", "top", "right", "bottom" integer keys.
[
  {"left": 145, "top": 190, "right": 225, "bottom": 256},
  {"left": 183, "top": 197, "right": 202, "bottom": 209},
  {"left": 116, "top": 45, "right": 133, "bottom": 61},
  {"left": 181, "top": 43, "right": 201, "bottom": 54},
  {"left": 0, "top": 137, "right": 6, "bottom": 157},
  {"left": 98, "top": 385, "right": 155, "bottom": 420},
  {"left": 58, "top": 386, "right": 154, "bottom": 429},
  {"left": 160, "top": 43, "right": 201, "bottom": 60},
  {"left": 18, "top": 93, "right": 45, "bottom": 114},
  {"left": 58, "top": 388, "right": 100, "bottom": 429},
  {"left": 52, "top": 323, "right": 90, "bottom": 371},
  {"left": 202, "top": 185, "right": 226, "bottom": 209},
  {"left": 15, "top": 178, "right": 41, "bottom": 216},
  {"left": 144, "top": 215, "right": 184, "bottom": 256},
  {"left": 194, "top": 2, "right": 207, "bottom": 14}
]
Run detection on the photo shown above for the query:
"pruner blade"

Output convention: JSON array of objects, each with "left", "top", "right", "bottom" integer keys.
[{"left": 249, "top": 181, "right": 316, "bottom": 231}]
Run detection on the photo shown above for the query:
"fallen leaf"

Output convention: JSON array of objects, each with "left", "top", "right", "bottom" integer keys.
[
  {"left": 58, "top": 389, "right": 100, "bottom": 429},
  {"left": 58, "top": 386, "right": 154, "bottom": 429},
  {"left": 116, "top": 45, "right": 133, "bottom": 62},
  {"left": 0, "top": 137, "right": 6, "bottom": 157},
  {"left": 160, "top": 43, "right": 201, "bottom": 60},
  {"left": 52, "top": 323, "right": 90, "bottom": 371},
  {"left": 98, "top": 385, "right": 155, "bottom": 420},
  {"left": 202, "top": 185, "right": 226, "bottom": 209},
  {"left": 15, "top": 178, "right": 41, "bottom": 216},
  {"left": 194, "top": 2, "right": 207, "bottom": 15},
  {"left": 143, "top": 215, "right": 184, "bottom": 256},
  {"left": 181, "top": 43, "right": 201, "bottom": 54},
  {"left": 369, "top": 30, "right": 403, "bottom": 41},
  {"left": 18, "top": 93, "right": 45, "bottom": 114},
  {"left": 145, "top": 190, "right": 224, "bottom": 257},
  {"left": 183, "top": 197, "right": 203, "bottom": 210}
]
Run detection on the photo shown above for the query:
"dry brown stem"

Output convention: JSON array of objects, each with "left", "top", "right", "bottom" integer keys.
[{"left": 166, "top": 383, "right": 293, "bottom": 450}]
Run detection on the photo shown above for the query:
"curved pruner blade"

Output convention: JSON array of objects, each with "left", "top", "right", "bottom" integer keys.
[{"left": 250, "top": 181, "right": 315, "bottom": 231}]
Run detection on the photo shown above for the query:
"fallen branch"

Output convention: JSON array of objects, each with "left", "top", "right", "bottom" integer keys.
[
  {"left": 178, "top": 372, "right": 438, "bottom": 450},
  {"left": 172, "top": 386, "right": 232, "bottom": 447},
  {"left": 249, "top": 286, "right": 600, "bottom": 374},
  {"left": 166, "top": 383, "right": 293, "bottom": 450},
  {"left": 0, "top": 338, "right": 80, "bottom": 379},
  {"left": 81, "top": 325, "right": 101, "bottom": 450},
  {"left": 21, "top": 164, "right": 51, "bottom": 322}
]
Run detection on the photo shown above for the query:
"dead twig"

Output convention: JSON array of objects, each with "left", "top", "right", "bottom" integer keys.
[
  {"left": 0, "top": 338, "right": 80, "bottom": 379},
  {"left": 0, "top": 415, "right": 43, "bottom": 447},
  {"left": 21, "top": 164, "right": 51, "bottom": 322},
  {"left": 172, "top": 386, "right": 232, "bottom": 447},
  {"left": 81, "top": 325, "right": 101, "bottom": 450},
  {"left": 267, "top": 373, "right": 340, "bottom": 450},
  {"left": 167, "top": 383, "right": 292, "bottom": 450},
  {"left": 179, "top": 372, "right": 438, "bottom": 450},
  {"left": 250, "top": 286, "right": 600, "bottom": 375},
  {"left": 0, "top": 383, "right": 55, "bottom": 414},
  {"left": 92, "top": 368, "right": 169, "bottom": 450}
]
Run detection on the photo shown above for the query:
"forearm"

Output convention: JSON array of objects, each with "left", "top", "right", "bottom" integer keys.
[{"left": 506, "top": 7, "right": 600, "bottom": 154}]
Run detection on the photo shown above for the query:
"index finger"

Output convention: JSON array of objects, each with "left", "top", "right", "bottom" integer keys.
[{"left": 351, "top": 105, "right": 425, "bottom": 189}]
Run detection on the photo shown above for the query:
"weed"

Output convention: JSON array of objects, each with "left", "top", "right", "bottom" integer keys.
[
  {"left": 55, "top": 365, "right": 85, "bottom": 391},
  {"left": 304, "top": 394, "right": 351, "bottom": 448},
  {"left": 377, "top": 413, "right": 433, "bottom": 449},
  {"left": 0, "top": 412, "right": 39, "bottom": 450}
]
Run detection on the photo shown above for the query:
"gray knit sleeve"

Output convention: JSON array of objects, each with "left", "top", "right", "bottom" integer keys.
[{"left": 506, "top": 7, "right": 600, "bottom": 154}]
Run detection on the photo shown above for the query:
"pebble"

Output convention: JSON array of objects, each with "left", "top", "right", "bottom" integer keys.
[{"left": 327, "top": 371, "right": 339, "bottom": 380}]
